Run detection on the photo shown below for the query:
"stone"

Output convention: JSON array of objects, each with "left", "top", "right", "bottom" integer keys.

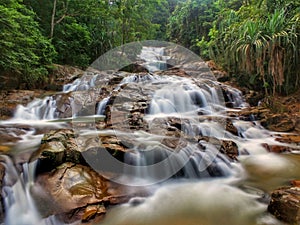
[
  {"left": 226, "top": 119, "right": 238, "bottom": 136},
  {"left": 119, "top": 62, "right": 149, "bottom": 73},
  {"left": 0, "top": 90, "right": 45, "bottom": 119},
  {"left": 36, "top": 162, "right": 149, "bottom": 223},
  {"left": 37, "top": 163, "right": 110, "bottom": 213},
  {"left": 261, "top": 143, "right": 292, "bottom": 153},
  {"left": 81, "top": 204, "right": 106, "bottom": 222},
  {"left": 268, "top": 186, "right": 300, "bottom": 224},
  {"left": 220, "top": 140, "right": 239, "bottom": 160},
  {"left": 31, "top": 129, "right": 86, "bottom": 173},
  {"left": 261, "top": 114, "right": 295, "bottom": 132},
  {"left": 276, "top": 135, "right": 300, "bottom": 145},
  {"left": 48, "top": 64, "right": 84, "bottom": 89},
  {"left": 198, "top": 137, "right": 239, "bottom": 160},
  {"left": 0, "top": 127, "right": 27, "bottom": 145}
]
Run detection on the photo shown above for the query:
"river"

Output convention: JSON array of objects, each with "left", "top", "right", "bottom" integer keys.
[{"left": 0, "top": 41, "right": 299, "bottom": 225}]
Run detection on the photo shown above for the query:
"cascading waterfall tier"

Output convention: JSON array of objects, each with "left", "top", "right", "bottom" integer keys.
[{"left": 1, "top": 45, "right": 295, "bottom": 225}]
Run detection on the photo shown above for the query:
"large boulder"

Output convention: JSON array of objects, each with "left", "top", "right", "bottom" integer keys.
[
  {"left": 31, "top": 129, "right": 86, "bottom": 173},
  {"left": 261, "top": 114, "right": 295, "bottom": 132},
  {"left": 268, "top": 184, "right": 300, "bottom": 224},
  {"left": 36, "top": 162, "right": 146, "bottom": 223}
]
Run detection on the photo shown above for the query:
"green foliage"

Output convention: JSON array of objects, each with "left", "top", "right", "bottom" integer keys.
[
  {"left": 53, "top": 19, "right": 92, "bottom": 67},
  {"left": 0, "top": 0, "right": 56, "bottom": 87},
  {"left": 167, "top": 0, "right": 218, "bottom": 58},
  {"left": 24, "top": 0, "right": 165, "bottom": 67},
  {"left": 210, "top": 0, "right": 300, "bottom": 95},
  {"left": 167, "top": 0, "right": 299, "bottom": 95}
]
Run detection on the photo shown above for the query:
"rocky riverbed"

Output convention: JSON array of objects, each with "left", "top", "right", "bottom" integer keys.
[{"left": 0, "top": 58, "right": 299, "bottom": 224}]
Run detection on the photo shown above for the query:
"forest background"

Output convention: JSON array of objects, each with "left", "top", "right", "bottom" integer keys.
[{"left": 0, "top": 0, "right": 299, "bottom": 96}]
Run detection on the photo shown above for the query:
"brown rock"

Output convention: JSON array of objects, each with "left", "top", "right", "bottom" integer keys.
[
  {"left": 276, "top": 135, "right": 300, "bottom": 145},
  {"left": 48, "top": 64, "right": 84, "bottom": 89},
  {"left": 268, "top": 186, "right": 300, "bottom": 224},
  {"left": 37, "top": 163, "right": 110, "bottom": 213},
  {"left": 36, "top": 162, "right": 148, "bottom": 223},
  {"left": 226, "top": 119, "right": 238, "bottom": 136},
  {"left": 220, "top": 140, "right": 239, "bottom": 160},
  {"left": 291, "top": 180, "right": 300, "bottom": 187},
  {"left": 31, "top": 129, "right": 86, "bottom": 173},
  {"left": 0, "top": 127, "right": 27, "bottom": 145},
  {"left": 261, "top": 143, "right": 292, "bottom": 153},
  {"left": 119, "top": 63, "right": 149, "bottom": 73},
  {"left": 81, "top": 204, "right": 106, "bottom": 222},
  {"left": 198, "top": 136, "right": 239, "bottom": 160},
  {"left": 261, "top": 114, "right": 295, "bottom": 132}
]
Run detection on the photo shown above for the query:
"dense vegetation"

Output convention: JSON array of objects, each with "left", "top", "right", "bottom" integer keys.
[
  {"left": 168, "top": 0, "right": 300, "bottom": 95},
  {"left": 0, "top": 0, "right": 169, "bottom": 87},
  {"left": 1, "top": 0, "right": 299, "bottom": 94}
]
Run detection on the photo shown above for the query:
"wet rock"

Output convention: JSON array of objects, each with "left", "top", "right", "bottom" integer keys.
[
  {"left": 37, "top": 163, "right": 109, "bottom": 213},
  {"left": 268, "top": 185, "right": 300, "bottom": 224},
  {"left": 291, "top": 180, "right": 300, "bottom": 187},
  {"left": 261, "top": 143, "right": 294, "bottom": 153},
  {"left": 81, "top": 204, "right": 106, "bottom": 222},
  {"left": 261, "top": 114, "right": 295, "bottom": 132},
  {"left": 0, "top": 90, "right": 46, "bottom": 119},
  {"left": 48, "top": 64, "right": 84, "bottom": 90},
  {"left": 228, "top": 107, "right": 270, "bottom": 121},
  {"left": 36, "top": 162, "right": 148, "bottom": 223},
  {"left": 226, "top": 119, "right": 238, "bottom": 136},
  {"left": 275, "top": 135, "right": 300, "bottom": 145},
  {"left": 155, "top": 67, "right": 189, "bottom": 77},
  {"left": 244, "top": 90, "right": 264, "bottom": 107},
  {"left": 119, "top": 62, "right": 149, "bottom": 73},
  {"left": 220, "top": 140, "right": 239, "bottom": 160},
  {"left": 198, "top": 137, "right": 239, "bottom": 160},
  {"left": 0, "top": 126, "right": 28, "bottom": 145},
  {"left": 105, "top": 82, "right": 153, "bottom": 130},
  {"left": 31, "top": 129, "right": 86, "bottom": 173},
  {"left": 99, "top": 135, "right": 129, "bottom": 156},
  {"left": 0, "top": 107, "right": 14, "bottom": 119},
  {"left": 147, "top": 117, "right": 183, "bottom": 138}
]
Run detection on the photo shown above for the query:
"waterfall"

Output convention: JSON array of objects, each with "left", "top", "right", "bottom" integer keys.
[
  {"left": 147, "top": 77, "right": 228, "bottom": 115},
  {"left": 122, "top": 138, "right": 233, "bottom": 182},
  {"left": 1, "top": 156, "right": 71, "bottom": 225},
  {"left": 13, "top": 96, "right": 58, "bottom": 120},
  {"left": 1, "top": 45, "right": 294, "bottom": 225},
  {"left": 2, "top": 157, "right": 40, "bottom": 225},
  {"left": 9, "top": 46, "right": 243, "bottom": 121},
  {"left": 138, "top": 46, "right": 169, "bottom": 72},
  {"left": 96, "top": 97, "right": 109, "bottom": 115}
]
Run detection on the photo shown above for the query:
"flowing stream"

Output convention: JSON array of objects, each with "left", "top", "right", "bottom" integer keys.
[{"left": 0, "top": 45, "right": 299, "bottom": 225}]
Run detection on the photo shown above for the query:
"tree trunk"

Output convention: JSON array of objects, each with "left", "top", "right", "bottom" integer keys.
[{"left": 50, "top": 0, "right": 57, "bottom": 38}]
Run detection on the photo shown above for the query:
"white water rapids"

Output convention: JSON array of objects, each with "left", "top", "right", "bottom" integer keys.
[{"left": 0, "top": 45, "right": 299, "bottom": 225}]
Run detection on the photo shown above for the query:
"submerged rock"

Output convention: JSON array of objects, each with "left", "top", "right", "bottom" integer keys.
[{"left": 268, "top": 185, "right": 300, "bottom": 224}]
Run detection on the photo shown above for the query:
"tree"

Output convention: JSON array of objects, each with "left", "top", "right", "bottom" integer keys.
[
  {"left": 24, "top": 0, "right": 167, "bottom": 66},
  {"left": 167, "top": 0, "right": 218, "bottom": 58},
  {"left": 0, "top": 0, "right": 56, "bottom": 87},
  {"left": 210, "top": 0, "right": 300, "bottom": 94}
]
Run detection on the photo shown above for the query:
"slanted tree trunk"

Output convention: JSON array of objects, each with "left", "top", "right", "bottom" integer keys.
[{"left": 50, "top": 0, "right": 57, "bottom": 38}]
